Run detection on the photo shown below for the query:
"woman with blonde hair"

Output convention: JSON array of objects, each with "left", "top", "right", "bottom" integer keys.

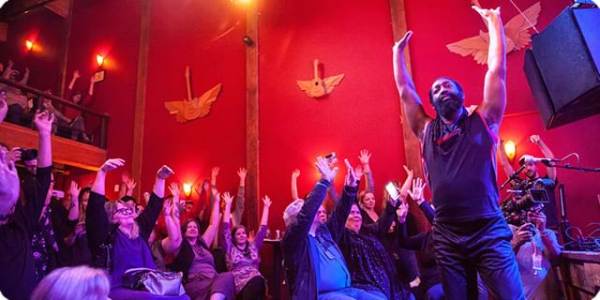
[{"left": 31, "top": 265, "right": 110, "bottom": 300}]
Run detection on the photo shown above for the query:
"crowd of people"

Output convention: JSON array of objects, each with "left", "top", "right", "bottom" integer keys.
[
  {"left": 0, "top": 60, "right": 96, "bottom": 143},
  {"left": 0, "top": 4, "right": 566, "bottom": 300}
]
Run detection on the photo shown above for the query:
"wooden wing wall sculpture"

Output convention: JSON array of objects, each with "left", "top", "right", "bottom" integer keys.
[
  {"left": 446, "top": 2, "right": 541, "bottom": 64},
  {"left": 297, "top": 59, "right": 344, "bottom": 98},
  {"left": 164, "top": 66, "right": 222, "bottom": 123}
]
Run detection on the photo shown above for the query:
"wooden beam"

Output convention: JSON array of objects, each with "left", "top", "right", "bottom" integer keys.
[
  {"left": 389, "top": 0, "right": 422, "bottom": 178},
  {"left": 0, "top": 122, "right": 106, "bottom": 171},
  {"left": 245, "top": 3, "right": 259, "bottom": 230},
  {"left": 58, "top": 0, "right": 73, "bottom": 97},
  {"left": 389, "top": 0, "right": 429, "bottom": 231},
  {"left": 131, "top": 0, "right": 151, "bottom": 200}
]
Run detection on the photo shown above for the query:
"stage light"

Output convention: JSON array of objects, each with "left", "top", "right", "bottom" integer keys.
[
  {"left": 183, "top": 182, "right": 193, "bottom": 198},
  {"left": 96, "top": 54, "right": 105, "bottom": 67},
  {"left": 504, "top": 140, "right": 517, "bottom": 162},
  {"left": 25, "top": 40, "right": 34, "bottom": 51},
  {"left": 231, "top": 0, "right": 252, "bottom": 6}
]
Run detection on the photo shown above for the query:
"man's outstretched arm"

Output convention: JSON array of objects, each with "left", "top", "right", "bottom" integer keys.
[
  {"left": 476, "top": 6, "right": 507, "bottom": 133},
  {"left": 392, "top": 31, "right": 431, "bottom": 139}
]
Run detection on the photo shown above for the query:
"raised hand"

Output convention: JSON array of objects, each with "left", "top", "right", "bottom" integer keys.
[
  {"left": 211, "top": 167, "right": 220, "bottom": 179},
  {"left": 33, "top": 110, "right": 55, "bottom": 136},
  {"left": 73, "top": 70, "right": 80, "bottom": 79},
  {"left": 354, "top": 165, "right": 364, "bottom": 180},
  {"left": 69, "top": 181, "right": 81, "bottom": 202},
  {"left": 396, "top": 202, "right": 409, "bottom": 224},
  {"left": 344, "top": 159, "right": 358, "bottom": 187},
  {"left": 126, "top": 178, "right": 137, "bottom": 193},
  {"left": 222, "top": 192, "right": 234, "bottom": 206},
  {"left": 407, "top": 178, "right": 427, "bottom": 204},
  {"left": 529, "top": 135, "right": 541, "bottom": 145},
  {"left": 169, "top": 183, "right": 180, "bottom": 202},
  {"left": 237, "top": 168, "right": 247, "bottom": 181},
  {"left": 472, "top": 5, "right": 502, "bottom": 27},
  {"left": 100, "top": 158, "right": 125, "bottom": 172},
  {"left": 156, "top": 165, "right": 174, "bottom": 179},
  {"left": 262, "top": 195, "right": 272, "bottom": 208},
  {"left": 393, "top": 31, "right": 413, "bottom": 57},
  {"left": 7, "top": 147, "right": 21, "bottom": 163},
  {"left": 358, "top": 149, "right": 371, "bottom": 166},
  {"left": 163, "top": 198, "right": 173, "bottom": 216},
  {"left": 402, "top": 165, "right": 414, "bottom": 178},
  {"left": 315, "top": 156, "right": 336, "bottom": 183},
  {"left": 0, "top": 148, "right": 20, "bottom": 208},
  {"left": 292, "top": 169, "right": 300, "bottom": 179},
  {"left": 0, "top": 95, "right": 7, "bottom": 124}
]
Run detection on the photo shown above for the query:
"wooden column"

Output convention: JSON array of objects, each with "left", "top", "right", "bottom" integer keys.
[
  {"left": 389, "top": 0, "right": 424, "bottom": 178},
  {"left": 245, "top": 4, "right": 260, "bottom": 230},
  {"left": 131, "top": 0, "right": 151, "bottom": 200},
  {"left": 389, "top": 0, "right": 429, "bottom": 231},
  {"left": 58, "top": 0, "right": 73, "bottom": 97}
]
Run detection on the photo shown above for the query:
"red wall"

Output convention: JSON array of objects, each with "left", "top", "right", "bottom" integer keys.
[
  {"left": 140, "top": 0, "right": 247, "bottom": 204},
  {"left": 259, "top": 0, "right": 407, "bottom": 230},
  {"left": 64, "top": 0, "right": 598, "bottom": 230},
  {"left": 403, "top": 0, "right": 600, "bottom": 228},
  {"left": 0, "top": 7, "right": 65, "bottom": 91},
  {"left": 66, "top": 0, "right": 141, "bottom": 197}
]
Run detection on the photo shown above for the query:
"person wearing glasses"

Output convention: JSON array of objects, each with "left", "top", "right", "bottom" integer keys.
[{"left": 86, "top": 159, "right": 189, "bottom": 299}]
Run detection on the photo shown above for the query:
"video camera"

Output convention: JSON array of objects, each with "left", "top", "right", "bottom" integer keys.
[{"left": 501, "top": 178, "right": 550, "bottom": 226}]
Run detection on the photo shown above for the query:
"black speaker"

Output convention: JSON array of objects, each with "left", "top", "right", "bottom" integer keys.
[{"left": 524, "top": 7, "right": 600, "bottom": 129}]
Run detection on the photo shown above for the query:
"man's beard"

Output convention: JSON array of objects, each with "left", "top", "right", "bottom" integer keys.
[{"left": 433, "top": 94, "right": 463, "bottom": 121}]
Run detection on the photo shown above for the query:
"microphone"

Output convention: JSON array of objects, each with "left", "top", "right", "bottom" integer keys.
[{"left": 519, "top": 154, "right": 560, "bottom": 166}]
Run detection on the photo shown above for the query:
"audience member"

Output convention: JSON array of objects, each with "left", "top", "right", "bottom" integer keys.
[
  {"left": 165, "top": 185, "right": 235, "bottom": 300},
  {"left": 283, "top": 156, "right": 384, "bottom": 300},
  {"left": 510, "top": 211, "right": 562, "bottom": 299},
  {"left": 0, "top": 111, "right": 54, "bottom": 300},
  {"left": 222, "top": 193, "right": 271, "bottom": 300},
  {"left": 30, "top": 265, "right": 110, "bottom": 300}
]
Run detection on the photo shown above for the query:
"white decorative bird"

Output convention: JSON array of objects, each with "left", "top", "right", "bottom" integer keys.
[{"left": 446, "top": 2, "right": 541, "bottom": 65}]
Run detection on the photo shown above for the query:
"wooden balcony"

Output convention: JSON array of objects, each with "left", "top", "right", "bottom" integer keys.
[{"left": 0, "top": 121, "right": 106, "bottom": 171}]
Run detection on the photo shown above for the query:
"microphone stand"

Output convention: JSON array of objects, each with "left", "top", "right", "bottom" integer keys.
[
  {"left": 500, "top": 164, "right": 526, "bottom": 191},
  {"left": 545, "top": 162, "right": 600, "bottom": 173}
]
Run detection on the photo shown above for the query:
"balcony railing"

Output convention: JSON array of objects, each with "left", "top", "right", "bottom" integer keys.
[{"left": 0, "top": 77, "right": 110, "bottom": 148}]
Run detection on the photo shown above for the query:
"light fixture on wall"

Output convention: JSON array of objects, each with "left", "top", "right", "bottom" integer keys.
[
  {"left": 25, "top": 39, "right": 35, "bottom": 51},
  {"left": 183, "top": 182, "right": 193, "bottom": 198},
  {"left": 504, "top": 140, "right": 517, "bottom": 163},
  {"left": 231, "top": 0, "right": 252, "bottom": 6},
  {"left": 96, "top": 54, "right": 106, "bottom": 67}
]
